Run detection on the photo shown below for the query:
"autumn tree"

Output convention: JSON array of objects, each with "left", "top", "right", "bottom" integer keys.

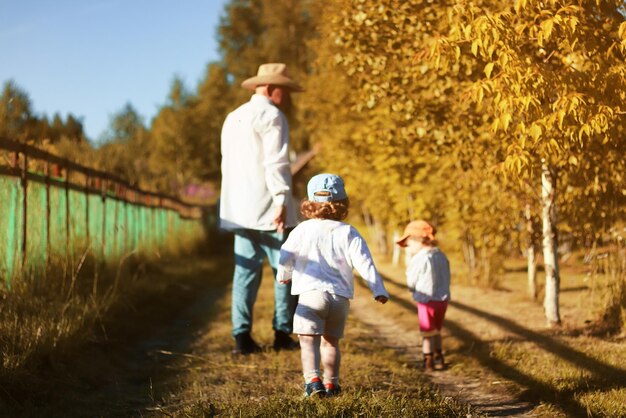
[
  {"left": 218, "top": 0, "right": 316, "bottom": 152},
  {"left": 96, "top": 103, "right": 151, "bottom": 187},
  {"left": 0, "top": 81, "right": 39, "bottom": 142},
  {"left": 431, "top": 0, "right": 626, "bottom": 324},
  {"left": 0, "top": 80, "right": 87, "bottom": 145},
  {"left": 302, "top": 0, "right": 524, "bottom": 278},
  {"left": 190, "top": 63, "right": 233, "bottom": 181}
]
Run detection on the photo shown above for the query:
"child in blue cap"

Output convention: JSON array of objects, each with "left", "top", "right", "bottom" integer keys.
[{"left": 277, "top": 173, "right": 389, "bottom": 398}]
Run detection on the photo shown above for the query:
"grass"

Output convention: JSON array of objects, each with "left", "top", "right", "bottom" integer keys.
[
  {"left": 375, "top": 248, "right": 626, "bottom": 418},
  {"left": 2, "top": 223, "right": 623, "bottom": 417},
  {"left": 146, "top": 261, "right": 478, "bottom": 418},
  {"left": 1, "top": 253, "right": 122, "bottom": 370},
  {"left": 0, "top": 233, "right": 208, "bottom": 415},
  {"left": 1, "top": 244, "right": 474, "bottom": 417}
]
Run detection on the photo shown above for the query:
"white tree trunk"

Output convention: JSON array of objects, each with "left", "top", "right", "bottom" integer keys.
[
  {"left": 525, "top": 204, "right": 538, "bottom": 300},
  {"left": 541, "top": 161, "right": 561, "bottom": 325},
  {"left": 374, "top": 219, "right": 388, "bottom": 255},
  {"left": 392, "top": 230, "right": 401, "bottom": 266}
]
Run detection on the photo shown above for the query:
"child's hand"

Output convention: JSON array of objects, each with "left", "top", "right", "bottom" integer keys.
[{"left": 375, "top": 295, "right": 388, "bottom": 304}]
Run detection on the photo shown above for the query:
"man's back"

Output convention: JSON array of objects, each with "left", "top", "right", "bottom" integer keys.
[{"left": 219, "top": 94, "right": 296, "bottom": 231}]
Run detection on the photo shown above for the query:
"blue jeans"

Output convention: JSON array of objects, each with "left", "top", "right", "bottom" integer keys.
[{"left": 231, "top": 228, "right": 297, "bottom": 337}]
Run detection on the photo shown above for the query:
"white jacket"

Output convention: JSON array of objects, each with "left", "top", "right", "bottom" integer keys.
[
  {"left": 219, "top": 94, "right": 297, "bottom": 231},
  {"left": 406, "top": 247, "right": 451, "bottom": 303},
  {"left": 277, "top": 219, "right": 389, "bottom": 300}
]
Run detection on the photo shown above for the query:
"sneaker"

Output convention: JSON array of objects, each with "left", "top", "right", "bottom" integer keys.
[
  {"left": 232, "top": 332, "right": 262, "bottom": 355},
  {"left": 304, "top": 378, "right": 326, "bottom": 398},
  {"left": 324, "top": 382, "right": 341, "bottom": 397},
  {"left": 273, "top": 330, "right": 299, "bottom": 351}
]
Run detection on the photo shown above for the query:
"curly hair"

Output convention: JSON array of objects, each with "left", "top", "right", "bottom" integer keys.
[{"left": 300, "top": 198, "right": 350, "bottom": 221}]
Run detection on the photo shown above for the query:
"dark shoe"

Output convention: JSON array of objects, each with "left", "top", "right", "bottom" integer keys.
[
  {"left": 273, "top": 330, "right": 299, "bottom": 351},
  {"left": 232, "top": 332, "right": 262, "bottom": 355},
  {"left": 434, "top": 350, "right": 445, "bottom": 371},
  {"left": 423, "top": 353, "right": 434, "bottom": 371},
  {"left": 324, "top": 382, "right": 341, "bottom": 397},
  {"left": 304, "top": 377, "right": 326, "bottom": 398}
]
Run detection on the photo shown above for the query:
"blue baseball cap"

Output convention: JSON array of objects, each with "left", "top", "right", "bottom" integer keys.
[{"left": 307, "top": 173, "right": 348, "bottom": 202}]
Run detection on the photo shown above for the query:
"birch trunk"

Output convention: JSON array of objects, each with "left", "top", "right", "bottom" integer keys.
[
  {"left": 392, "top": 230, "right": 401, "bottom": 266},
  {"left": 525, "top": 204, "right": 538, "bottom": 300},
  {"left": 374, "top": 219, "right": 388, "bottom": 255},
  {"left": 541, "top": 161, "right": 561, "bottom": 325},
  {"left": 462, "top": 231, "right": 477, "bottom": 275}
]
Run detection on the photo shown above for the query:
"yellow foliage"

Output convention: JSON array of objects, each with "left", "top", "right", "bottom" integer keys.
[
  {"left": 484, "top": 62, "right": 495, "bottom": 78},
  {"left": 301, "top": 0, "right": 625, "bottom": 263}
]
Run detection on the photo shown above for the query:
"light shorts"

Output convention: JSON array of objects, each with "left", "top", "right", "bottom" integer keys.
[
  {"left": 293, "top": 289, "right": 350, "bottom": 338},
  {"left": 417, "top": 300, "right": 448, "bottom": 337}
]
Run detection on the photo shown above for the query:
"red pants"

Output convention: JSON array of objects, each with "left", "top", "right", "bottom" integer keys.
[{"left": 417, "top": 300, "right": 448, "bottom": 336}]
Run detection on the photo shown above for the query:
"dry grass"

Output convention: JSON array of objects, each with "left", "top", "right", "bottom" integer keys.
[
  {"left": 1, "top": 254, "right": 125, "bottom": 371},
  {"left": 3, "top": 228, "right": 623, "bottom": 417},
  {"left": 374, "top": 249, "right": 626, "bottom": 418},
  {"left": 0, "top": 251, "right": 475, "bottom": 417},
  {"left": 0, "top": 232, "right": 207, "bottom": 414},
  {"left": 145, "top": 262, "right": 477, "bottom": 418}
]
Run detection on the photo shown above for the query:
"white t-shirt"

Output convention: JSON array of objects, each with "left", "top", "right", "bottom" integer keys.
[{"left": 277, "top": 219, "right": 389, "bottom": 300}]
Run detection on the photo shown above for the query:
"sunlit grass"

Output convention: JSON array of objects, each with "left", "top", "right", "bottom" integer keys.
[
  {"left": 158, "top": 263, "right": 477, "bottom": 417},
  {"left": 374, "top": 253, "right": 626, "bottom": 418},
  {"left": 0, "top": 231, "right": 206, "bottom": 380}
]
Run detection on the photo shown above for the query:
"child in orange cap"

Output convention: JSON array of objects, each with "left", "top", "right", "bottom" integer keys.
[{"left": 396, "top": 220, "right": 451, "bottom": 371}]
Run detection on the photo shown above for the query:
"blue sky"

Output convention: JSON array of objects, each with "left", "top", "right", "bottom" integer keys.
[{"left": 0, "top": 0, "right": 229, "bottom": 141}]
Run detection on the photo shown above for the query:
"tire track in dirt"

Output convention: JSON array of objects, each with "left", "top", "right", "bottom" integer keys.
[{"left": 350, "top": 277, "right": 537, "bottom": 417}]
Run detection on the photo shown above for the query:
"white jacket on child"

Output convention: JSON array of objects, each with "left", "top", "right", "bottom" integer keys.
[
  {"left": 406, "top": 247, "right": 451, "bottom": 303},
  {"left": 277, "top": 219, "right": 389, "bottom": 300}
]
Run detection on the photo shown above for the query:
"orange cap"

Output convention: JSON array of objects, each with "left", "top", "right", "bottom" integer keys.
[{"left": 395, "top": 220, "right": 436, "bottom": 247}]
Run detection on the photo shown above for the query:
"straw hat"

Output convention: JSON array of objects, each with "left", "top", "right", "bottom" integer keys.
[{"left": 241, "top": 63, "right": 304, "bottom": 92}]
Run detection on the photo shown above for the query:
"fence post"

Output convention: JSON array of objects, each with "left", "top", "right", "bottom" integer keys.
[
  {"left": 65, "top": 166, "right": 71, "bottom": 264},
  {"left": 45, "top": 161, "right": 51, "bottom": 268},
  {"left": 5, "top": 152, "right": 20, "bottom": 285},
  {"left": 101, "top": 177, "right": 106, "bottom": 261},
  {"left": 21, "top": 149, "right": 28, "bottom": 270},
  {"left": 121, "top": 186, "right": 128, "bottom": 255},
  {"left": 85, "top": 174, "right": 90, "bottom": 245},
  {"left": 113, "top": 183, "right": 119, "bottom": 259}
]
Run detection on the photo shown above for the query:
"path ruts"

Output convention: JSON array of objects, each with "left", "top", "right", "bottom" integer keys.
[{"left": 351, "top": 263, "right": 538, "bottom": 417}]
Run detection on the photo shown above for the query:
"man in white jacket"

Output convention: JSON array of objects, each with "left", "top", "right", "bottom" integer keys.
[{"left": 220, "top": 63, "right": 303, "bottom": 354}]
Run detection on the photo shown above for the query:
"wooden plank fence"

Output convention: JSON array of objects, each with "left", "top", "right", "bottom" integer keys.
[{"left": 0, "top": 137, "right": 208, "bottom": 287}]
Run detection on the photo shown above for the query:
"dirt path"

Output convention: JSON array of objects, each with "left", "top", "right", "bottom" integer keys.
[
  {"left": 349, "top": 263, "right": 542, "bottom": 417},
  {"left": 12, "top": 254, "right": 617, "bottom": 417}
]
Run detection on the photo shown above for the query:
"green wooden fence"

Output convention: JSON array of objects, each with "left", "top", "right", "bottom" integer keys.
[{"left": 0, "top": 137, "right": 207, "bottom": 287}]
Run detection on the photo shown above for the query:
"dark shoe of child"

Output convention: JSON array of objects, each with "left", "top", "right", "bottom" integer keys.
[
  {"left": 304, "top": 377, "right": 326, "bottom": 398},
  {"left": 232, "top": 332, "right": 262, "bottom": 355},
  {"left": 423, "top": 353, "right": 434, "bottom": 372},
  {"left": 324, "top": 382, "right": 341, "bottom": 397},
  {"left": 434, "top": 350, "right": 445, "bottom": 371},
  {"left": 273, "top": 330, "right": 299, "bottom": 351}
]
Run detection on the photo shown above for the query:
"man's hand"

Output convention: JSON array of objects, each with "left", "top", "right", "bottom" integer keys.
[
  {"left": 273, "top": 205, "right": 287, "bottom": 233},
  {"left": 375, "top": 295, "right": 389, "bottom": 304}
]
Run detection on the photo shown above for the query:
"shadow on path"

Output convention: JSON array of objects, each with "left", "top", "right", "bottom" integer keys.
[
  {"left": 2, "top": 256, "right": 233, "bottom": 418},
  {"left": 378, "top": 272, "right": 626, "bottom": 417}
]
